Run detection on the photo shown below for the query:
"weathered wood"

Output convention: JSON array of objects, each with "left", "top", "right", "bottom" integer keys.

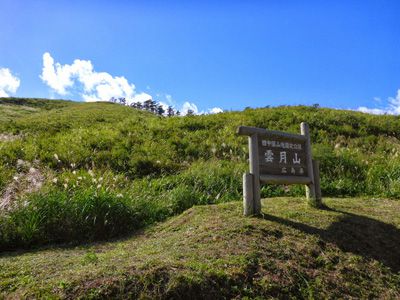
[
  {"left": 260, "top": 174, "right": 312, "bottom": 185},
  {"left": 249, "top": 134, "right": 261, "bottom": 214},
  {"left": 300, "top": 122, "right": 316, "bottom": 202},
  {"left": 243, "top": 173, "right": 254, "bottom": 216},
  {"left": 311, "top": 159, "right": 322, "bottom": 208},
  {"left": 237, "top": 126, "right": 306, "bottom": 141}
]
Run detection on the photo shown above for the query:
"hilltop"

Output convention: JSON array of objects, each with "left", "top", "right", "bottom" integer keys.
[
  {"left": 0, "top": 98, "right": 400, "bottom": 297},
  {"left": 1, "top": 98, "right": 400, "bottom": 249},
  {"left": 1, "top": 97, "right": 400, "bottom": 193}
]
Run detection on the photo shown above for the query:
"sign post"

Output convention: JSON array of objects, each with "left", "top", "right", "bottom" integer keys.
[{"left": 238, "top": 122, "right": 322, "bottom": 216}]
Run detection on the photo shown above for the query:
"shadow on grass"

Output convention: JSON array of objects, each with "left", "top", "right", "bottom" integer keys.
[
  {"left": 0, "top": 228, "right": 146, "bottom": 258},
  {"left": 262, "top": 207, "right": 400, "bottom": 272}
]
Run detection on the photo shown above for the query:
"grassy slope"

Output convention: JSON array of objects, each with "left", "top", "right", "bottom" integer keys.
[
  {"left": 2, "top": 97, "right": 400, "bottom": 199},
  {"left": 1, "top": 98, "right": 400, "bottom": 298},
  {"left": 1, "top": 197, "right": 399, "bottom": 299},
  {"left": 0, "top": 98, "right": 74, "bottom": 122}
]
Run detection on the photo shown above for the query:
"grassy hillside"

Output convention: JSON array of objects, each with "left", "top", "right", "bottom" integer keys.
[
  {"left": 1, "top": 198, "right": 399, "bottom": 299},
  {"left": 1, "top": 98, "right": 399, "bottom": 298},
  {"left": 1, "top": 98, "right": 400, "bottom": 250}
]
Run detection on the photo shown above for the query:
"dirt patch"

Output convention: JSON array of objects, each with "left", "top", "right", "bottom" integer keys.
[{"left": 0, "top": 160, "right": 44, "bottom": 211}]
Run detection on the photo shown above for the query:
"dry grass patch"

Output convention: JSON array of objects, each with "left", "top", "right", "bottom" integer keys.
[{"left": 0, "top": 160, "right": 45, "bottom": 211}]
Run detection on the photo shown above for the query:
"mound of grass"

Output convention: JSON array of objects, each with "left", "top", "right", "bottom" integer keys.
[{"left": 1, "top": 197, "right": 399, "bottom": 299}]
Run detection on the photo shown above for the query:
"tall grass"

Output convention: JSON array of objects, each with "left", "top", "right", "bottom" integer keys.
[
  {"left": 0, "top": 188, "right": 137, "bottom": 250},
  {"left": 0, "top": 161, "right": 245, "bottom": 250}
]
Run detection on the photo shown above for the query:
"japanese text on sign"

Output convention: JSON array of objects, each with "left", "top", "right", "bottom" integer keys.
[
  {"left": 261, "top": 139, "right": 302, "bottom": 150},
  {"left": 258, "top": 137, "right": 308, "bottom": 177}
]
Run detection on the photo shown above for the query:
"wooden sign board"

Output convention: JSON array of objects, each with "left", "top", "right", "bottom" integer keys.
[
  {"left": 237, "top": 123, "right": 322, "bottom": 216},
  {"left": 258, "top": 135, "right": 308, "bottom": 177}
]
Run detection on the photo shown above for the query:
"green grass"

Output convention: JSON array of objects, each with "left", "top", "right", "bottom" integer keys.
[
  {"left": 1, "top": 98, "right": 400, "bottom": 297},
  {"left": 0, "top": 98, "right": 74, "bottom": 123},
  {"left": 0, "top": 160, "right": 244, "bottom": 250},
  {"left": 2, "top": 97, "right": 400, "bottom": 198},
  {"left": 1, "top": 97, "right": 400, "bottom": 251},
  {"left": 1, "top": 197, "right": 399, "bottom": 299}
]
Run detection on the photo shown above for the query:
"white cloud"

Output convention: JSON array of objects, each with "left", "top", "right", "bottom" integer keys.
[
  {"left": 41, "top": 53, "right": 74, "bottom": 95},
  {"left": 40, "top": 52, "right": 142, "bottom": 102},
  {"left": 357, "top": 107, "right": 387, "bottom": 115},
  {"left": 0, "top": 68, "right": 20, "bottom": 97},
  {"left": 179, "top": 102, "right": 224, "bottom": 115},
  {"left": 39, "top": 53, "right": 225, "bottom": 115},
  {"left": 357, "top": 89, "right": 400, "bottom": 115},
  {"left": 388, "top": 90, "right": 400, "bottom": 115},
  {"left": 128, "top": 92, "right": 153, "bottom": 105},
  {"left": 181, "top": 102, "right": 199, "bottom": 115},
  {"left": 208, "top": 107, "right": 223, "bottom": 114}
]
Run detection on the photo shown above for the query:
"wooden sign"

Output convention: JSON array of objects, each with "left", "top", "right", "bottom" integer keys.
[
  {"left": 237, "top": 123, "right": 322, "bottom": 216},
  {"left": 258, "top": 134, "right": 308, "bottom": 177}
]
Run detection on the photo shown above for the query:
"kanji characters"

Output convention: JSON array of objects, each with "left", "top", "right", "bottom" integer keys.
[
  {"left": 293, "top": 153, "right": 301, "bottom": 164},
  {"left": 265, "top": 150, "right": 274, "bottom": 163},
  {"left": 280, "top": 151, "right": 287, "bottom": 164},
  {"left": 261, "top": 140, "right": 302, "bottom": 150}
]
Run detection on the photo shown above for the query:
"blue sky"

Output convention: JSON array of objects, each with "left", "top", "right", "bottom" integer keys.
[{"left": 0, "top": 0, "right": 399, "bottom": 114}]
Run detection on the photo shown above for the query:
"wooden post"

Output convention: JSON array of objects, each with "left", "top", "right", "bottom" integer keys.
[
  {"left": 243, "top": 173, "right": 254, "bottom": 216},
  {"left": 249, "top": 134, "right": 261, "bottom": 214},
  {"left": 311, "top": 159, "right": 322, "bottom": 208},
  {"left": 300, "top": 122, "right": 316, "bottom": 203}
]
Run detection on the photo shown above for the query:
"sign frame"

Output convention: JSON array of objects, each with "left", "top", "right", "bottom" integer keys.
[{"left": 237, "top": 122, "right": 322, "bottom": 216}]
